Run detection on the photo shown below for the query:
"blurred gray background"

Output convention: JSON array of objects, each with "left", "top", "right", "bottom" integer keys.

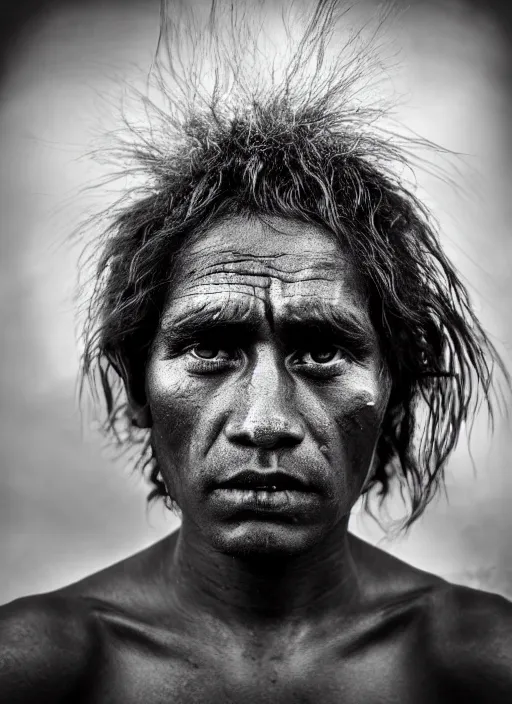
[{"left": 1, "top": 0, "right": 511, "bottom": 605}]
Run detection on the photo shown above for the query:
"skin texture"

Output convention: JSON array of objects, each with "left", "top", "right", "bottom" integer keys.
[
  {"left": 146, "top": 216, "right": 390, "bottom": 560},
  {"left": 1, "top": 216, "right": 511, "bottom": 703}
]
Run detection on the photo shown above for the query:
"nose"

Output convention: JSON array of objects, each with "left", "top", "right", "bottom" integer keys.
[{"left": 224, "top": 347, "right": 305, "bottom": 450}]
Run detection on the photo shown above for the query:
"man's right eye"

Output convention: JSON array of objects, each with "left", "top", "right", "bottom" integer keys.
[
  {"left": 185, "top": 344, "right": 240, "bottom": 374},
  {"left": 190, "top": 346, "right": 231, "bottom": 361}
]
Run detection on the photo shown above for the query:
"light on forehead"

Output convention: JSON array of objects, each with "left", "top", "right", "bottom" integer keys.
[
  {"left": 183, "top": 214, "right": 342, "bottom": 259},
  {"left": 169, "top": 215, "right": 363, "bottom": 299}
]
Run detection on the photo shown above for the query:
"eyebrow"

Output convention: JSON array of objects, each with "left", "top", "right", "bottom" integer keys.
[
  {"left": 160, "top": 300, "right": 261, "bottom": 352},
  {"left": 282, "top": 300, "right": 375, "bottom": 351},
  {"left": 160, "top": 299, "right": 375, "bottom": 355}
]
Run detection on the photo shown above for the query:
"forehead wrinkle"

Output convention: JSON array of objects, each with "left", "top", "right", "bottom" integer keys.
[
  {"left": 160, "top": 289, "right": 267, "bottom": 332},
  {"left": 177, "top": 273, "right": 339, "bottom": 294},
  {"left": 186, "top": 248, "right": 341, "bottom": 266},
  {"left": 184, "top": 266, "right": 339, "bottom": 286},
  {"left": 163, "top": 286, "right": 271, "bottom": 315},
  {"left": 183, "top": 246, "right": 294, "bottom": 262},
  {"left": 165, "top": 223, "right": 368, "bottom": 334},
  {"left": 178, "top": 249, "right": 342, "bottom": 282},
  {"left": 173, "top": 278, "right": 271, "bottom": 294},
  {"left": 185, "top": 214, "right": 341, "bottom": 255},
  {"left": 163, "top": 272, "right": 368, "bottom": 332},
  {"left": 174, "top": 265, "right": 341, "bottom": 295}
]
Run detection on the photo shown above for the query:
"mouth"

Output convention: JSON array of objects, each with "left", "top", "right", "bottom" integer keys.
[
  {"left": 209, "top": 470, "right": 321, "bottom": 517},
  {"left": 215, "top": 470, "right": 310, "bottom": 493}
]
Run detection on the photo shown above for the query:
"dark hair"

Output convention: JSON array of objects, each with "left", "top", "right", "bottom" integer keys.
[{"left": 80, "top": 0, "right": 507, "bottom": 529}]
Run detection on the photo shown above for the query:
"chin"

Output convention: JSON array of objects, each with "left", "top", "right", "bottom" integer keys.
[{"left": 208, "top": 520, "right": 326, "bottom": 558}]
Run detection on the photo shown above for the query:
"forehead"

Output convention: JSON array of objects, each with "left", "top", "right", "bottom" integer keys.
[{"left": 163, "top": 216, "right": 367, "bottom": 325}]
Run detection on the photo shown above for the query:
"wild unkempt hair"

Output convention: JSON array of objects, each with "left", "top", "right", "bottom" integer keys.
[{"left": 81, "top": 0, "right": 506, "bottom": 529}]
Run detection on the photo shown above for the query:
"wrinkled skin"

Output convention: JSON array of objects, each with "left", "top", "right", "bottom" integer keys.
[
  {"left": 146, "top": 215, "right": 390, "bottom": 558},
  {"left": 1, "top": 216, "right": 512, "bottom": 704}
]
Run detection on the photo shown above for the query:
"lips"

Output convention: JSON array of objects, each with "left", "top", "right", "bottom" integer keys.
[{"left": 215, "top": 470, "right": 310, "bottom": 492}]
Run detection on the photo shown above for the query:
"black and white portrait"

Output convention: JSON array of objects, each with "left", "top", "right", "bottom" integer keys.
[{"left": 1, "top": 1, "right": 511, "bottom": 701}]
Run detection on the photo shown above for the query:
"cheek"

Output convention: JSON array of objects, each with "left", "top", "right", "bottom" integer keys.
[
  {"left": 338, "top": 388, "right": 386, "bottom": 434},
  {"left": 146, "top": 358, "right": 235, "bottom": 469},
  {"left": 146, "top": 360, "right": 204, "bottom": 459},
  {"left": 325, "top": 368, "right": 389, "bottom": 468}
]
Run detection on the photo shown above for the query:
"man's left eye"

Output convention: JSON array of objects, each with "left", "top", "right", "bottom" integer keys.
[{"left": 300, "top": 347, "right": 345, "bottom": 364}]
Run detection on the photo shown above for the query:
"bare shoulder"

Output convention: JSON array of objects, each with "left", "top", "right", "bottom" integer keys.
[
  {"left": 351, "top": 536, "right": 512, "bottom": 699},
  {"left": 59, "top": 532, "right": 179, "bottom": 618},
  {"left": 0, "top": 592, "right": 100, "bottom": 703},
  {"left": 0, "top": 533, "right": 179, "bottom": 703},
  {"left": 425, "top": 581, "right": 512, "bottom": 700}
]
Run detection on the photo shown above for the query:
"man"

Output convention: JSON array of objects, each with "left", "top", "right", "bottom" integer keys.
[{"left": 1, "top": 1, "right": 511, "bottom": 701}]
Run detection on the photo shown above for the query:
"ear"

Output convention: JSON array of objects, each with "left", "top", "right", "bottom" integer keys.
[
  {"left": 386, "top": 399, "right": 405, "bottom": 430},
  {"left": 109, "top": 351, "right": 153, "bottom": 429},
  {"left": 130, "top": 401, "right": 152, "bottom": 429}
]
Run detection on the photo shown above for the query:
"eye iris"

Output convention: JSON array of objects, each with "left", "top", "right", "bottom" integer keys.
[
  {"left": 194, "top": 347, "right": 219, "bottom": 360},
  {"left": 310, "top": 349, "right": 337, "bottom": 363}
]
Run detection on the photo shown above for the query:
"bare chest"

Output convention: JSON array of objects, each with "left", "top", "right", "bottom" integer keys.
[{"left": 82, "top": 622, "right": 445, "bottom": 704}]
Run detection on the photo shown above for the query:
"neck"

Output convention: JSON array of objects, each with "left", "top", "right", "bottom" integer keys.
[{"left": 169, "top": 519, "right": 362, "bottom": 629}]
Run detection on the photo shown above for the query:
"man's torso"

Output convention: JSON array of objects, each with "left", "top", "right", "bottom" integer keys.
[{"left": 1, "top": 533, "right": 511, "bottom": 703}]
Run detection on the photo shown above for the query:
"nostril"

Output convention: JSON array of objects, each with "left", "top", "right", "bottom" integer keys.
[
  {"left": 252, "top": 426, "right": 301, "bottom": 449},
  {"left": 227, "top": 421, "right": 305, "bottom": 449}
]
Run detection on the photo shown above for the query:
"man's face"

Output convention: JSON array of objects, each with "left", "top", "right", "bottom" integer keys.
[{"left": 144, "top": 216, "right": 390, "bottom": 556}]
